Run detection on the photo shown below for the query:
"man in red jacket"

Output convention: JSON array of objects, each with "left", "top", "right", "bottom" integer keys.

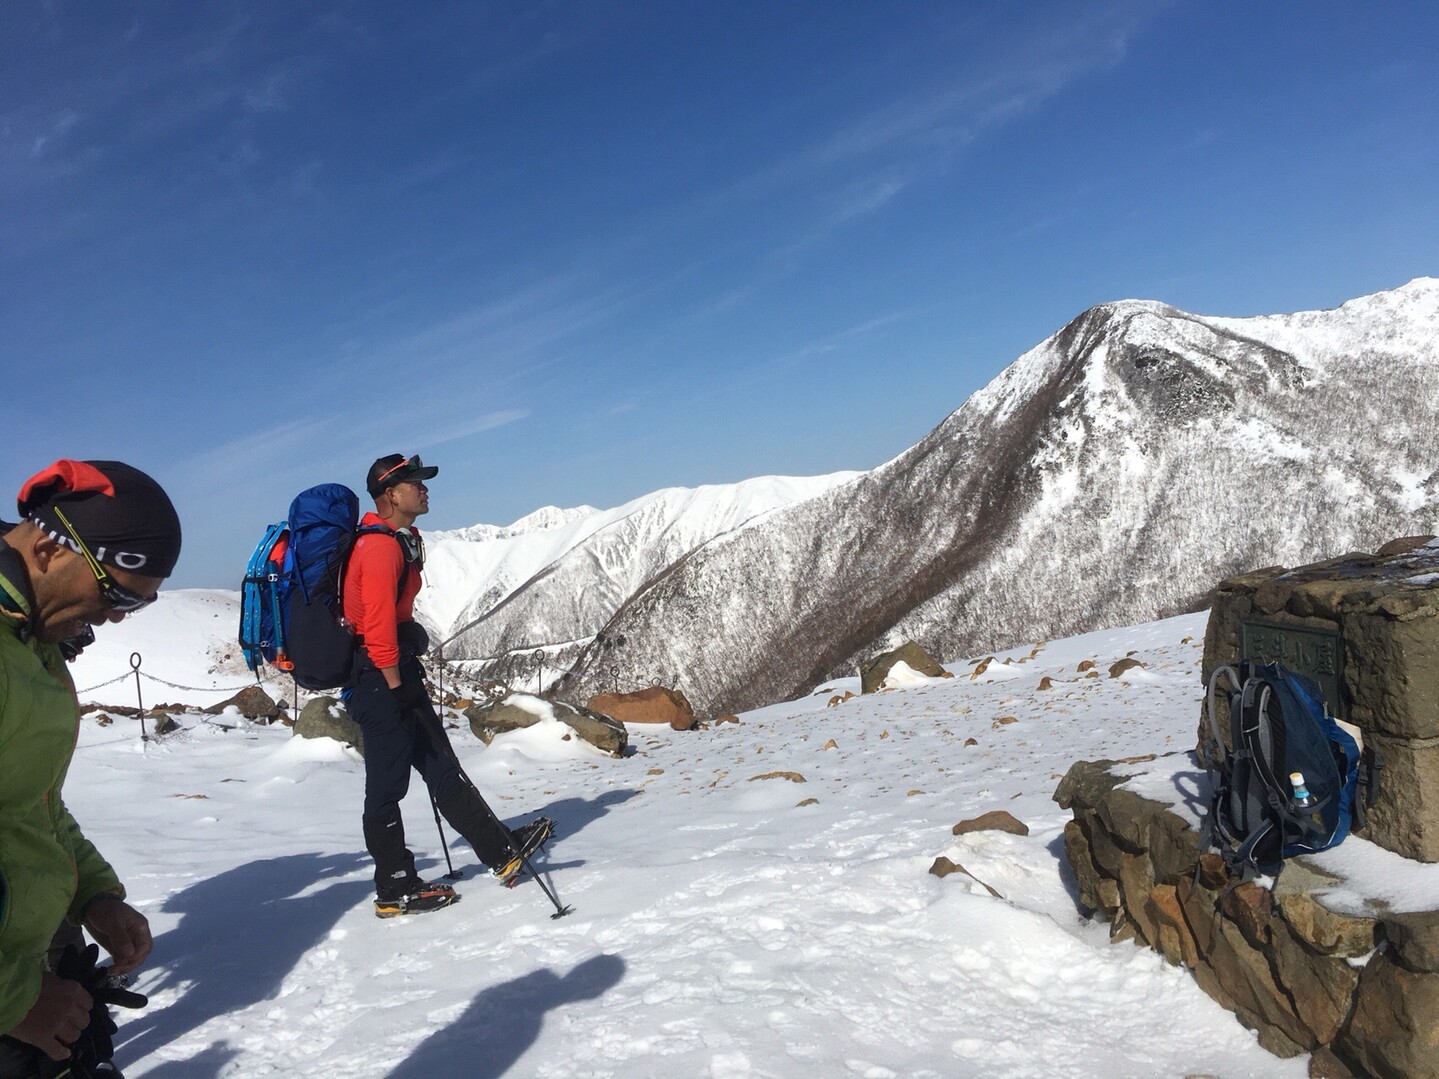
[{"left": 343, "top": 453, "right": 551, "bottom": 917}]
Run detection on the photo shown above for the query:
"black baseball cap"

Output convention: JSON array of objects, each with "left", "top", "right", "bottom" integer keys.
[{"left": 366, "top": 454, "right": 439, "bottom": 498}]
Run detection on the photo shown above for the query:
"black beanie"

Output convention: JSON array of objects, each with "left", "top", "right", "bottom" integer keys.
[{"left": 17, "top": 459, "right": 183, "bottom": 578}]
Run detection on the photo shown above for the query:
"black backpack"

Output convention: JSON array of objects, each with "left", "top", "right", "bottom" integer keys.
[{"left": 1200, "top": 661, "right": 1376, "bottom": 880}]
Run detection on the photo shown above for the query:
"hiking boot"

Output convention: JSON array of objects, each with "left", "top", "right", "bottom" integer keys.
[
  {"left": 491, "top": 817, "right": 555, "bottom": 884},
  {"left": 374, "top": 880, "right": 460, "bottom": 919}
]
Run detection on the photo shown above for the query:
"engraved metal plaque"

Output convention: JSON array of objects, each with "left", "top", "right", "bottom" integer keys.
[{"left": 1241, "top": 620, "right": 1345, "bottom": 717}]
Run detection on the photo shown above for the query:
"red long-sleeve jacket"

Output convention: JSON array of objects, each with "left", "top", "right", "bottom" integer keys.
[{"left": 342, "top": 513, "right": 422, "bottom": 670}]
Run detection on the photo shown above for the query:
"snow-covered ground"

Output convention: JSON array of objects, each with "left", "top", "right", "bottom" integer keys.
[{"left": 64, "top": 600, "right": 1323, "bottom": 1077}]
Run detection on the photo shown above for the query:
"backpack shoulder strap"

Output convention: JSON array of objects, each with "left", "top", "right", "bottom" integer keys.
[{"left": 348, "top": 524, "right": 411, "bottom": 602}]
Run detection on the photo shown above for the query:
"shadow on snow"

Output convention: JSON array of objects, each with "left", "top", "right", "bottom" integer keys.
[
  {"left": 116, "top": 851, "right": 371, "bottom": 1072},
  {"left": 386, "top": 953, "right": 627, "bottom": 1079}
]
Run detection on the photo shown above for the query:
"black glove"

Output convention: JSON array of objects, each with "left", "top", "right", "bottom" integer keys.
[
  {"left": 53, "top": 943, "right": 148, "bottom": 1078},
  {"left": 391, "top": 681, "right": 429, "bottom": 714},
  {"left": 397, "top": 620, "right": 430, "bottom": 658}
]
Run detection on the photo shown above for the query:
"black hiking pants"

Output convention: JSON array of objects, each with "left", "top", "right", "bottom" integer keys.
[{"left": 344, "top": 657, "right": 511, "bottom": 898}]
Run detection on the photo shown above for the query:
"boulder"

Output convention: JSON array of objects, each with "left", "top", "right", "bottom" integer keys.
[
  {"left": 294, "top": 696, "right": 363, "bottom": 752},
  {"left": 586, "top": 687, "right": 696, "bottom": 730},
  {"left": 860, "top": 640, "right": 947, "bottom": 694},
  {"left": 205, "top": 685, "right": 282, "bottom": 721},
  {"left": 952, "top": 810, "right": 1029, "bottom": 837},
  {"left": 467, "top": 694, "right": 629, "bottom": 757}
]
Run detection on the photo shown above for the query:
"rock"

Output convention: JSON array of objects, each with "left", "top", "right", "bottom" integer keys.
[
  {"left": 1219, "top": 882, "right": 1274, "bottom": 949},
  {"left": 1052, "top": 759, "right": 1122, "bottom": 812},
  {"left": 1306, "top": 1047, "right": 1359, "bottom": 1079},
  {"left": 1063, "top": 819, "right": 1106, "bottom": 913},
  {"left": 1117, "top": 852, "right": 1158, "bottom": 946},
  {"left": 1355, "top": 731, "right": 1439, "bottom": 862},
  {"left": 152, "top": 714, "right": 180, "bottom": 736},
  {"left": 928, "top": 857, "right": 1002, "bottom": 897},
  {"left": 1037, "top": 676, "right": 1055, "bottom": 690},
  {"left": 822, "top": 738, "right": 838, "bottom": 750},
  {"left": 1340, "top": 952, "right": 1439, "bottom": 1079},
  {"left": 205, "top": 685, "right": 282, "bottom": 721},
  {"left": 715, "top": 714, "right": 740, "bottom": 725},
  {"left": 1145, "top": 884, "right": 1198, "bottom": 968},
  {"left": 796, "top": 797, "right": 819, "bottom": 807},
  {"left": 1109, "top": 657, "right": 1145, "bottom": 678},
  {"left": 1268, "top": 912, "right": 1362, "bottom": 1046},
  {"left": 963, "top": 737, "right": 978, "bottom": 747},
  {"left": 468, "top": 695, "right": 628, "bottom": 757},
  {"left": 587, "top": 686, "right": 696, "bottom": 730},
  {"left": 859, "top": 640, "right": 947, "bottom": 694},
  {"left": 1077, "top": 659, "right": 1096, "bottom": 672},
  {"left": 748, "top": 771, "right": 805, "bottom": 783},
  {"left": 1276, "top": 893, "right": 1376, "bottom": 958},
  {"left": 1146, "top": 810, "right": 1198, "bottom": 885},
  {"left": 294, "top": 696, "right": 363, "bottom": 752},
  {"left": 1376, "top": 535, "right": 1437, "bottom": 557},
  {"left": 992, "top": 715, "right": 1018, "bottom": 728},
  {"left": 952, "top": 810, "right": 1029, "bottom": 837},
  {"left": 1382, "top": 909, "right": 1439, "bottom": 973},
  {"left": 970, "top": 657, "right": 993, "bottom": 679}
]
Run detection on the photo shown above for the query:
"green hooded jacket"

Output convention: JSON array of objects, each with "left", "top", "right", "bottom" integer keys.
[{"left": 0, "top": 545, "right": 123, "bottom": 1035}]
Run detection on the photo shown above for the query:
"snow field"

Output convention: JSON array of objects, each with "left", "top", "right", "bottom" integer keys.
[{"left": 64, "top": 607, "right": 1307, "bottom": 1076}]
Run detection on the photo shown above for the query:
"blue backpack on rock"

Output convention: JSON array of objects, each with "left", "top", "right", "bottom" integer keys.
[
  {"left": 239, "top": 484, "right": 393, "bottom": 691},
  {"left": 1200, "top": 661, "right": 1373, "bottom": 881}
]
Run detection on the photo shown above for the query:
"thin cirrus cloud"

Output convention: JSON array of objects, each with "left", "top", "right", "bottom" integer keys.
[{"left": 422, "top": 409, "right": 532, "bottom": 449}]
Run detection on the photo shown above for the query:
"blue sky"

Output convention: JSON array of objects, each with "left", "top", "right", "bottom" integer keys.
[{"left": 4, "top": 2, "right": 1437, "bottom": 588}]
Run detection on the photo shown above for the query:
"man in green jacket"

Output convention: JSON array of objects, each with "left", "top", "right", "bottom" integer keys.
[{"left": 0, "top": 459, "right": 181, "bottom": 1074}]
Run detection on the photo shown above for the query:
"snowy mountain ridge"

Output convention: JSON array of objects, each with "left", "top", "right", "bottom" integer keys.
[
  {"left": 416, "top": 472, "right": 861, "bottom": 656},
  {"left": 547, "top": 278, "right": 1439, "bottom": 716}
]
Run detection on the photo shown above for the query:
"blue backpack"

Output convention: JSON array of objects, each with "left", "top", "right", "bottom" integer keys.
[
  {"left": 1201, "top": 661, "right": 1373, "bottom": 880},
  {"left": 239, "top": 484, "right": 399, "bottom": 691}
]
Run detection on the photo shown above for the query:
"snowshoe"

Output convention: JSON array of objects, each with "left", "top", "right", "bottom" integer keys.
[
  {"left": 492, "top": 816, "right": 555, "bottom": 886},
  {"left": 374, "top": 880, "right": 460, "bottom": 918}
]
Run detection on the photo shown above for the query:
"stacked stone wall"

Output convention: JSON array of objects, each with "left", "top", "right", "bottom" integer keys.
[
  {"left": 1056, "top": 758, "right": 1439, "bottom": 1078},
  {"left": 1202, "top": 542, "right": 1439, "bottom": 861}
]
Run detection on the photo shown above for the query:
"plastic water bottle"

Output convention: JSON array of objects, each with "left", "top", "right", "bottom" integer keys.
[{"left": 1289, "top": 771, "right": 1314, "bottom": 809}]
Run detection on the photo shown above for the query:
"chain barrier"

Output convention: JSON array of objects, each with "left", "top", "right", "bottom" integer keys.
[{"left": 74, "top": 653, "right": 262, "bottom": 698}]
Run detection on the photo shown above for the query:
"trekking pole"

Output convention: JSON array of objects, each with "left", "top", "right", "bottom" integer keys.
[
  {"left": 428, "top": 793, "right": 462, "bottom": 880},
  {"left": 455, "top": 763, "right": 572, "bottom": 919},
  {"left": 421, "top": 709, "right": 573, "bottom": 919}
]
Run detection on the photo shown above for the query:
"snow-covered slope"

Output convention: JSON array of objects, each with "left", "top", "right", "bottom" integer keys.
[
  {"left": 555, "top": 279, "right": 1439, "bottom": 716},
  {"left": 64, "top": 601, "right": 1439, "bottom": 1076},
  {"left": 417, "top": 472, "right": 860, "bottom": 669}
]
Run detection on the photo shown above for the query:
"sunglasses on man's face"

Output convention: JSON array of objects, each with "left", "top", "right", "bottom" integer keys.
[{"left": 51, "top": 507, "right": 158, "bottom": 613}]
